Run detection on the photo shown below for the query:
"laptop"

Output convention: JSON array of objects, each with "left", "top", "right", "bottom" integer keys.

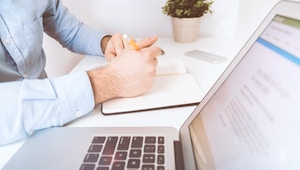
[{"left": 3, "top": 1, "right": 300, "bottom": 169}]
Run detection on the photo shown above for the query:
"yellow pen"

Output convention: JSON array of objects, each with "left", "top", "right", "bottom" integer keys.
[{"left": 123, "top": 34, "right": 140, "bottom": 50}]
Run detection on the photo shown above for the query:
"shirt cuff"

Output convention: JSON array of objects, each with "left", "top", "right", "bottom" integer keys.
[{"left": 52, "top": 71, "right": 95, "bottom": 125}]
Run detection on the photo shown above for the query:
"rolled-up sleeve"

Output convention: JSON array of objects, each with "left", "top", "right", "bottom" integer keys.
[{"left": 0, "top": 72, "right": 95, "bottom": 145}]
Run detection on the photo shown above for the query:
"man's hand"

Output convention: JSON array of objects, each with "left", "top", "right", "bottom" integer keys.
[
  {"left": 87, "top": 45, "right": 161, "bottom": 105},
  {"left": 103, "top": 33, "right": 159, "bottom": 61}
]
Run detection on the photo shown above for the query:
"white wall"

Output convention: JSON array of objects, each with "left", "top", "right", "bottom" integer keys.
[
  {"left": 61, "top": 0, "right": 239, "bottom": 37},
  {"left": 236, "top": 0, "right": 280, "bottom": 42},
  {"left": 44, "top": 0, "right": 281, "bottom": 78}
]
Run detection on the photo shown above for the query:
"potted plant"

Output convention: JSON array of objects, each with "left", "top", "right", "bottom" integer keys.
[{"left": 162, "top": 0, "right": 213, "bottom": 43}]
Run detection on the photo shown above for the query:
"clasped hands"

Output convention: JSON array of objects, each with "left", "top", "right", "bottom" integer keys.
[{"left": 87, "top": 33, "right": 162, "bottom": 105}]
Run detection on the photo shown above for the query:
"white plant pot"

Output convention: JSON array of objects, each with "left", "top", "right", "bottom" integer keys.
[{"left": 172, "top": 17, "right": 201, "bottom": 43}]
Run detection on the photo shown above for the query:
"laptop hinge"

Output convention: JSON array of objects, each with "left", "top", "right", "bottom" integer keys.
[{"left": 174, "top": 140, "right": 185, "bottom": 170}]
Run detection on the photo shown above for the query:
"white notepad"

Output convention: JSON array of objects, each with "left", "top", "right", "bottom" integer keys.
[{"left": 102, "top": 58, "right": 205, "bottom": 115}]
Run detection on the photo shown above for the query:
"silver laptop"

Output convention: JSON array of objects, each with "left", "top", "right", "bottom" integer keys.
[{"left": 3, "top": 1, "right": 300, "bottom": 169}]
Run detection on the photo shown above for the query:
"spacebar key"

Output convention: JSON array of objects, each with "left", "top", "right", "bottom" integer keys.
[{"left": 103, "top": 137, "right": 118, "bottom": 155}]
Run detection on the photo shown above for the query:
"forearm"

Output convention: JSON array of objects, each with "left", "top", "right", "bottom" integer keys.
[{"left": 87, "top": 66, "right": 121, "bottom": 104}]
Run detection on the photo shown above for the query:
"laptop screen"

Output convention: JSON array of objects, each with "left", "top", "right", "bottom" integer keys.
[{"left": 189, "top": 15, "right": 300, "bottom": 169}]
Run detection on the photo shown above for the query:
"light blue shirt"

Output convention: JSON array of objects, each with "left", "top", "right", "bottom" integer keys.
[{"left": 0, "top": 0, "right": 106, "bottom": 145}]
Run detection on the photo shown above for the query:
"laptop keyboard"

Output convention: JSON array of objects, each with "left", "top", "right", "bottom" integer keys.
[{"left": 80, "top": 136, "right": 165, "bottom": 170}]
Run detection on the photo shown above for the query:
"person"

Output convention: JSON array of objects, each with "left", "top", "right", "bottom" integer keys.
[{"left": 0, "top": 0, "right": 162, "bottom": 145}]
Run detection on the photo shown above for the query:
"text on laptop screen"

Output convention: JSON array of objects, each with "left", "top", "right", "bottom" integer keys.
[{"left": 189, "top": 15, "right": 300, "bottom": 169}]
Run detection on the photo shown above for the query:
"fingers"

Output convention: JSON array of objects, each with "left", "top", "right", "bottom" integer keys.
[
  {"left": 145, "top": 45, "right": 163, "bottom": 60},
  {"left": 121, "top": 34, "right": 131, "bottom": 49},
  {"left": 112, "top": 33, "right": 124, "bottom": 54},
  {"left": 135, "top": 35, "right": 158, "bottom": 49},
  {"left": 122, "top": 34, "right": 158, "bottom": 50},
  {"left": 105, "top": 33, "right": 163, "bottom": 62},
  {"left": 105, "top": 52, "right": 116, "bottom": 62},
  {"left": 105, "top": 33, "right": 124, "bottom": 61},
  {"left": 140, "top": 46, "right": 161, "bottom": 71},
  {"left": 131, "top": 35, "right": 165, "bottom": 56},
  {"left": 153, "top": 57, "right": 158, "bottom": 68}
]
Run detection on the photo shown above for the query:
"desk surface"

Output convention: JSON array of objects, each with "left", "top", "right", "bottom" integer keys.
[{"left": 0, "top": 37, "right": 243, "bottom": 169}]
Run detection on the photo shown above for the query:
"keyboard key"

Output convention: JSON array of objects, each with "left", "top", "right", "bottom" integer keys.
[
  {"left": 157, "top": 145, "right": 164, "bottom": 153},
  {"left": 157, "top": 155, "right": 165, "bottom": 164},
  {"left": 98, "top": 156, "right": 112, "bottom": 165},
  {"left": 88, "top": 145, "right": 103, "bottom": 153},
  {"left": 129, "top": 149, "right": 142, "bottom": 157},
  {"left": 114, "top": 151, "right": 127, "bottom": 160},
  {"left": 112, "top": 162, "right": 125, "bottom": 170},
  {"left": 80, "top": 164, "right": 95, "bottom": 170},
  {"left": 83, "top": 154, "right": 99, "bottom": 162},
  {"left": 96, "top": 167, "right": 109, "bottom": 170},
  {"left": 158, "top": 137, "right": 164, "bottom": 144},
  {"left": 117, "top": 136, "right": 130, "bottom": 150},
  {"left": 102, "top": 137, "right": 118, "bottom": 155},
  {"left": 145, "top": 137, "right": 156, "bottom": 143},
  {"left": 157, "top": 166, "right": 165, "bottom": 170},
  {"left": 144, "top": 145, "right": 155, "bottom": 153},
  {"left": 83, "top": 154, "right": 99, "bottom": 163},
  {"left": 131, "top": 137, "right": 143, "bottom": 148},
  {"left": 143, "top": 154, "right": 155, "bottom": 163},
  {"left": 141, "top": 164, "right": 155, "bottom": 170},
  {"left": 92, "top": 137, "right": 106, "bottom": 144},
  {"left": 127, "top": 159, "right": 140, "bottom": 168}
]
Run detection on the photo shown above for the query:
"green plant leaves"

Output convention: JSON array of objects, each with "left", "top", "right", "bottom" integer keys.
[{"left": 162, "top": 0, "right": 213, "bottom": 18}]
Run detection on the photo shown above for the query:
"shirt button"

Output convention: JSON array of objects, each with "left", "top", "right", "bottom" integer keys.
[
  {"left": 29, "top": 130, "right": 34, "bottom": 135},
  {"left": 5, "top": 38, "right": 11, "bottom": 44},
  {"left": 75, "top": 110, "right": 83, "bottom": 117},
  {"left": 23, "top": 74, "right": 28, "bottom": 79}
]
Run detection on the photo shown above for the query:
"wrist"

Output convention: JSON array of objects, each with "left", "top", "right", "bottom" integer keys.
[
  {"left": 100, "top": 35, "right": 112, "bottom": 54},
  {"left": 87, "top": 66, "right": 120, "bottom": 104}
]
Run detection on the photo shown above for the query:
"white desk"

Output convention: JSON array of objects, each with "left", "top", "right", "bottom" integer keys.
[{"left": 0, "top": 37, "right": 243, "bottom": 169}]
